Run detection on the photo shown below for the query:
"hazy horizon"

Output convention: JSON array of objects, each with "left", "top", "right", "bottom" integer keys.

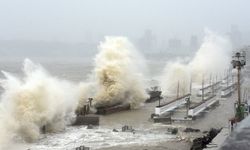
[{"left": 0, "top": 0, "right": 249, "bottom": 57}]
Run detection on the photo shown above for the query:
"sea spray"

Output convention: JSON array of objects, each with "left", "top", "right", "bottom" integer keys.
[
  {"left": 161, "top": 61, "right": 191, "bottom": 96},
  {"left": 0, "top": 59, "right": 79, "bottom": 148},
  {"left": 79, "top": 36, "right": 147, "bottom": 109},
  {"left": 189, "top": 30, "right": 232, "bottom": 82},
  {"left": 161, "top": 30, "right": 232, "bottom": 95}
]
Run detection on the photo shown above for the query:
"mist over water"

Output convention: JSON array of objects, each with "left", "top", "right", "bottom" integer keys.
[{"left": 161, "top": 30, "right": 232, "bottom": 95}]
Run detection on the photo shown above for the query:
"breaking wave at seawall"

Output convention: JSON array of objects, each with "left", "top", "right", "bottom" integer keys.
[
  {"left": 161, "top": 30, "right": 232, "bottom": 95},
  {"left": 0, "top": 59, "right": 79, "bottom": 149},
  {"left": 161, "top": 60, "right": 191, "bottom": 96},
  {"left": 79, "top": 36, "right": 147, "bottom": 109}
]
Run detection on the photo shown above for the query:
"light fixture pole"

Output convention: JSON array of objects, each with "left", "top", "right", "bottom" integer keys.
[{"left": 231, "top": 49, "right": 247, "bottom": 121}]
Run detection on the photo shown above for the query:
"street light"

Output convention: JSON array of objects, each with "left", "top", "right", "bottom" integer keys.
[
  {"left": 185, "top": 97, "right": 190, "bottom": 117},
  {"left": 231, "top": 48, "right": 247, "bottom": 121}
]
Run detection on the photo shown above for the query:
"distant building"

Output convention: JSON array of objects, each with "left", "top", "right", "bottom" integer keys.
[
  {"left": 189, "top": 35, "right": 198, "bottom": 52},
  {"left": 168, "top": 38, "right": 182, "bottom": 53},
  {"left": 137, "top": 29, "right": 156, "bottom": 52}
]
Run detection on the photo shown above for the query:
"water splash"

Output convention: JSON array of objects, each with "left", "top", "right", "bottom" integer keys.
[
  {"left": 161, "top": 30, "right": 232, "bottom": 95},
  {"left": 79, "top": 36, "right": 147, "bottom": 109},
  {"left": 0, "top": 59, "right": 79, "bottom": 149}
]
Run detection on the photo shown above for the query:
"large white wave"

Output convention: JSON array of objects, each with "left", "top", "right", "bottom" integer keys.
[
  {"left": 161, "top": 30, "right": 232, "bottom": 95},
  {"left": 0, "top": 59, "right": 79, "bottom": 149},
  {"left": 79, "top": 36, "right": 147, "bottom": 109}
]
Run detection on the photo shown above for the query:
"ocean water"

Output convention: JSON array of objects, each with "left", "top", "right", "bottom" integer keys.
[
  {"left": 0, "top": 57, "right": 247, "bottom": 150},
  {"left": 0, "top": 57, "right": 175, "bottom": 150}
]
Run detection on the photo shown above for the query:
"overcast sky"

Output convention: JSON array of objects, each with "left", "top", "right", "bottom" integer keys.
[{"left": 0, "top": 0, "right": 249, "bottom": 43}]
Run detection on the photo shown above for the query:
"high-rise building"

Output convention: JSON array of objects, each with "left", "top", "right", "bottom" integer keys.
[
  {"left": 168, "top": 38, "right": 182, "bottom": 53},
  {"left": 137, "top": 29, "right": 156, "bottom": 52},
  {"left": 189, "top": 35, "right": 198, "bottom": 52}
]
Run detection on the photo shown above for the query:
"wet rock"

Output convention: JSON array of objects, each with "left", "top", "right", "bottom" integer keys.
[
  {"left": 113, "top": 129, "right": 119, "bottom": 132},
  {"left": 208, "top": 128, "right": 221, "bottom": 139},
  {"left": 75, "top": 146, "right": 90, "bottom": 150},
  {"left": 190, "top": 128, "right": 221, "bottom": 150},
  {"left": 122, "top": 125, "right": 135, "bottom": 132},
  {"left": 184, "top": 128, "right": 201, "bottom": 133},
  {"left": 167, "top": 128, "right": 178, "bottom": 135},
  {"left": 202, "top": 131, "right": 208, "bottom": 134},
  {"left": 87, "top": 124, "right": 94, "bottom": 129},
  {"left": 171, "top": 128, "right": 178, "bottom": 135}
]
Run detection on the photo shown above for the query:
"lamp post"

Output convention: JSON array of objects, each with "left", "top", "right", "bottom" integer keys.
[
  {"left": 185, "top": 97, "right": 190, "bottom": 117},
  {"left": 231, "top": 49, "right": 246, "bottom": 121}
]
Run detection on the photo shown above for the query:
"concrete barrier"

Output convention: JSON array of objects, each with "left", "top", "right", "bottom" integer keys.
[
  {"left": 197, "top": 82, "right": 221, "bottom": 97},
  {"left": 153, "top": 116, "right": 172, "bottom": 124},
  {"left": 155, "top": 94, "right": 191, "bottom": 116},
  {"left": 221, "top": 83, "right": 236, "bottom": 98},
  {"left": 73, "top": 114, "right": 99, "bottom": 126},
  {"left": 188, "top": 95, "right": 218, "bottom": 117}
]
